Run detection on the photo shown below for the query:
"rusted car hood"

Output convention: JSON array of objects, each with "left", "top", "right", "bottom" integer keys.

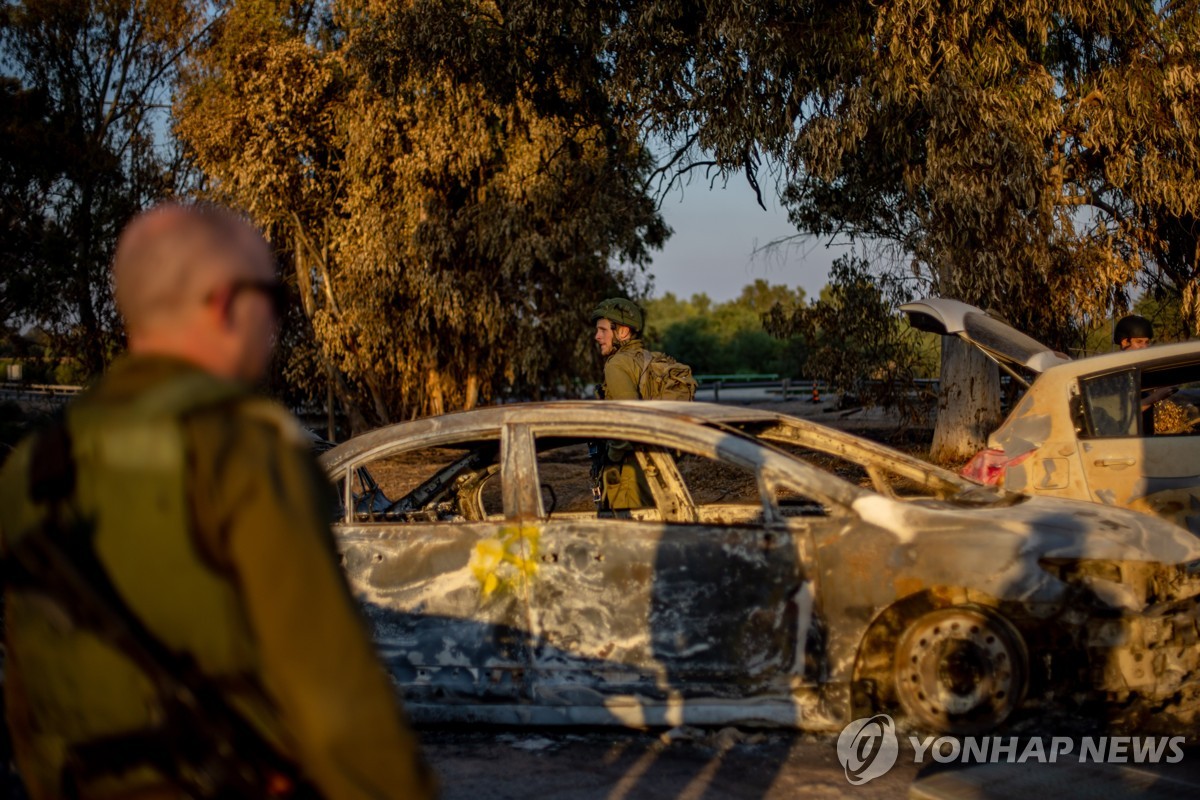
[
  {"left": 845, "top": 493, "right": 1200, "bottom": 613},
  {"left": 856, "top": 493, "right": 1200, "bottom": 563},
  {"left": 901, "top": 297, "right": 1071, "bottom": 375}
]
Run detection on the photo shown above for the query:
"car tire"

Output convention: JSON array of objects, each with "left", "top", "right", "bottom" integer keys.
[{"left": 893, "top": 605, "right": 1027, "bottom": 734}]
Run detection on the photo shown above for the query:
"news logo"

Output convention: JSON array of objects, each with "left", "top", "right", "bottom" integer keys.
[
  {"left": 835, "top": 714, "right": 1186, "bottom": 786},
  {"left": 836, "top": 714, "right": 900, "bottom": 785}
]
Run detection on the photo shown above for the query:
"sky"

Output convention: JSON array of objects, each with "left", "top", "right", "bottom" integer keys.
[{"left": 641, "top": 176, "right": 849, "bottom": 304}]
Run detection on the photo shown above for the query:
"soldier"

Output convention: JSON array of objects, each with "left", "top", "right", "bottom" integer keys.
[
  {"left": 590, "top": 298, "right": 653, "bottom": 510},
  {"left": 1112, "top": 314, "right": 1181, "bottom": 414},
  {"left": 0, "top": 203, "right": 435, "bottom": 800},
  {"left": 1115, "top": 314, "right": 1154, "bottom": 351}
]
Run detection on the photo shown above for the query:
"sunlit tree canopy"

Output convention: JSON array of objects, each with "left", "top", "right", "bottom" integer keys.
[{"left": 176, "top": 0, "right": 666, "bottom": 425}]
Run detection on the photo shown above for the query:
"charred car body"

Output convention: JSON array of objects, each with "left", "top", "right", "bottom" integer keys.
[
  {"left": 320, "top": 402, "right": 1200, "bottom": 733},
  {"left": 903, "top": 298, "right": 1200, "bottom": 534}
]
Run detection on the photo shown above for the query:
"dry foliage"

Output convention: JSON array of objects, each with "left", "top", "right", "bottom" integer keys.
[
  {"left": 176, "top": 0, "right": 666, "bottom": 427},
  {"left": 592, "top": 1, "right": 1200, "bottom": 344},
  {"left": 763, "top": 255, "right": 935, "bottom": 427},
  {"left": 1, "top": 0, "right": 204, "bottom": 373}
]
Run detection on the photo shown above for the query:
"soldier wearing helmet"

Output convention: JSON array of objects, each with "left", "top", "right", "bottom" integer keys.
[
  {"left": 1115, "top": 314, "right": 1154, "bottom": 350},
  {"left": 1112, "top": 314, "right": 1180, "bottom": 411},
  {"left": 590, "top": 298, "right": 653, "bottom": 510}
]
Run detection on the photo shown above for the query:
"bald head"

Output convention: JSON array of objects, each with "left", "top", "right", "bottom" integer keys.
[
  {"left": 113, "top": 202, "right": 280, "bottom": 383},
  {"left": 113, "top": 202, "right": 274, "bottom": 335}
]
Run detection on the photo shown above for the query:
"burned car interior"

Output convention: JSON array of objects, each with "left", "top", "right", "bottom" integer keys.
[
  {"left": 337, "top": 416, "right": 1001, "bottom": 529},
  {"left": 342, "top": 440, "right": 503, "bottom": 524},
  {"left": 344, "top": 434, "right": 833, "bottom": 527}
]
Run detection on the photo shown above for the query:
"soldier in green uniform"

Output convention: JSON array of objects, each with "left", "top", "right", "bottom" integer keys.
[
  {"left": 590, "top": 298, "right": 654, "bottom": 511},
  {"left": 0, "top": 203, "right": 435, "bottom": 799}
]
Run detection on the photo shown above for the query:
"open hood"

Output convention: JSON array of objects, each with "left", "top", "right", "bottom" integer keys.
[{"left": 901, "top": 298, "right": 1071, "bottom": 377}]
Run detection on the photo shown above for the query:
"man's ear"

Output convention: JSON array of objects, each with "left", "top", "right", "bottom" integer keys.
[
  {"left": 203, "top": 285, "right": 236, "bottom": 328},
  {"left": 616, "top": 325, "right": 632, "bottom": 342}
]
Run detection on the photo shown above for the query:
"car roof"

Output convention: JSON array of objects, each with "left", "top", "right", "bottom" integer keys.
[
  {"left": 1034, "top": 339, "right": 1200, "bottom": 380},
  {"left": 320, "top": 401, "right": 789, "bottom": 467},
  {"left": 320, "top": 400, "right": 973, "bottom": 491}
]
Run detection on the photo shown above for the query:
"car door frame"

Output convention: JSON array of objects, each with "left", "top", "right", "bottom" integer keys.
[
  {"left": 329, "top": 424, "right": 537, "bottom": 707},
  {"left": 507, "top": 420, "right": 819, "bottom": 726},
  {"left": 1074, "top": 358, "right": 1200, "bottom": 522}
]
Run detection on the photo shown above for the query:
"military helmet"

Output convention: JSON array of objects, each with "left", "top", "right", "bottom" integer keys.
[
  {"left": 590, "top": 297, "right": 644, "bottom": 334},
  {"left": 1114, "top": 314, "right": 1153, "bottom": 344}
]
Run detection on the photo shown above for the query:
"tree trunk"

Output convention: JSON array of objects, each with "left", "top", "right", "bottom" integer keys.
[
  {"left": 464, "top": 349, "right": 479, "bottom": 410},
  {"left": 75, "top": 180, "right": 104, "bottom": 376},
  {"left": 291, "top": 228, "right": 371, "bottom": 434},
  {"left": 331, "top": 363, "right": 370, "bottom": 435},
  {"left": 464, "top": 371, "right": 479, "bottom": 410},
  {"left": 326, "top": 364, "right": 337, "bottom": 442},
  {"left": 929, "top": 336, "right": 1002, "bottom": 464},
  {"left": 364, "top": 373, "right": 390, "bottom": 425},
  {"left": 426, "top": 368, "right": 445, "bottom": 416}
]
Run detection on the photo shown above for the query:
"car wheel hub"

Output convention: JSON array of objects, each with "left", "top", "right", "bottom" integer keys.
[{"left": 894, "top": 607, "right": 1026, "bottom": 732}]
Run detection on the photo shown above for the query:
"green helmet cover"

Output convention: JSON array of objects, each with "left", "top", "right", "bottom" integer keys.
[{"left": 590, "top": 298, "right": 644, "bottom": 333}]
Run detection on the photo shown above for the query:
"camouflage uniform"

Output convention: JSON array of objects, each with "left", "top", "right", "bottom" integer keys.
[
  {"left": 0, "top": 355, "right": 434, "bottom": 800},
  {"left": 599, "top": 339, "right": 653, "bottom": 510}
]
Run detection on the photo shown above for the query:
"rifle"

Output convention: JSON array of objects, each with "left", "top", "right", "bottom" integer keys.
[
  {"left": 587, "top": 440, "right": 605, "bottom": 508},
  {"left": 6, "top": 423, "right": 321, "bottom": 799}
]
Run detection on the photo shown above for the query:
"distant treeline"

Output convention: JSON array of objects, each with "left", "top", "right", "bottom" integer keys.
[{"left": 643, "top": 281, "right": 808, "bottom": 377}]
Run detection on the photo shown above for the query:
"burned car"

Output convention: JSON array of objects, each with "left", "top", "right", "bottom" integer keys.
[
  {"left": 903, "top": 298, "right": 1200, "bottom": 534},
  {"left": 320, "top": 401, "right": 1200, "bottom": 734}
]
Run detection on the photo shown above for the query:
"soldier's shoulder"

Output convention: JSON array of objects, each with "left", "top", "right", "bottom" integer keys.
[
  {"left": 607, "top": 347, "right": 645, "bottom": 370},
  {"left": 189, "top": 393, "right": 311, "bottom": 451}
]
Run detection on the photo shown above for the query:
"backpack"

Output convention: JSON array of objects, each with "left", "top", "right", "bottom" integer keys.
[{"left": 635, "top": 349, "right": 698, "bottom": 401}]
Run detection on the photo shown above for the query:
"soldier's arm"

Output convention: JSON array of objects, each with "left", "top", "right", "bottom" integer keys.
[
  {"left": 603, "top": 356, "right": 641, "bottom": 460},
  {"left": 190, "top": 408, "right": 435, "bottom": 800},
  {"left": 603, "top": 357, "right": 641, "bottom": 400}
]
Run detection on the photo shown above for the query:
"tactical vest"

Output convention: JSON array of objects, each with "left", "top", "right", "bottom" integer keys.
[{"left": 1, "top": 372, "right": 281, "bottom": 794}]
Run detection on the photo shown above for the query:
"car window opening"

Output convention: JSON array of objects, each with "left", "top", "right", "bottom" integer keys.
[
  {"left": 1079, "top": 362, "right": 1200, "bottom": 439},
  {"left": 346, "top": 440, "right": 502, "bottom": 523}
]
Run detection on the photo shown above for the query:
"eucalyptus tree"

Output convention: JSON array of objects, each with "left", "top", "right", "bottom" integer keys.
[
  {"left": 582, "top": 0, "right": 1200, "bottom": 458},
  {"left": 177, "top": 0, "right": 665, "bottom": 426}
]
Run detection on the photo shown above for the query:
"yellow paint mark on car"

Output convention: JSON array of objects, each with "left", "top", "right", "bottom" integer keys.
[{"left": 469, "top": 525, "right": 540, "bottom": 597}]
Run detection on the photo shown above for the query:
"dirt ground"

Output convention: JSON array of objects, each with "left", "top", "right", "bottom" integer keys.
[
  {"left": 417, "top": 711, "right": 1200, "bottom": 800},
  {"left": 420, "top": 727, "right": 923, "bottom": 800}
]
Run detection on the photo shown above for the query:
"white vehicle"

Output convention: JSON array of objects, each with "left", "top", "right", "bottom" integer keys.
[{"left": 903, "top": 298, "right": 1200, "bottom": 533}]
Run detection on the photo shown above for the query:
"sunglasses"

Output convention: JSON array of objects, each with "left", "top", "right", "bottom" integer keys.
[{"left": 226, "top": 278, "right": 288, "bottom": 316}]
